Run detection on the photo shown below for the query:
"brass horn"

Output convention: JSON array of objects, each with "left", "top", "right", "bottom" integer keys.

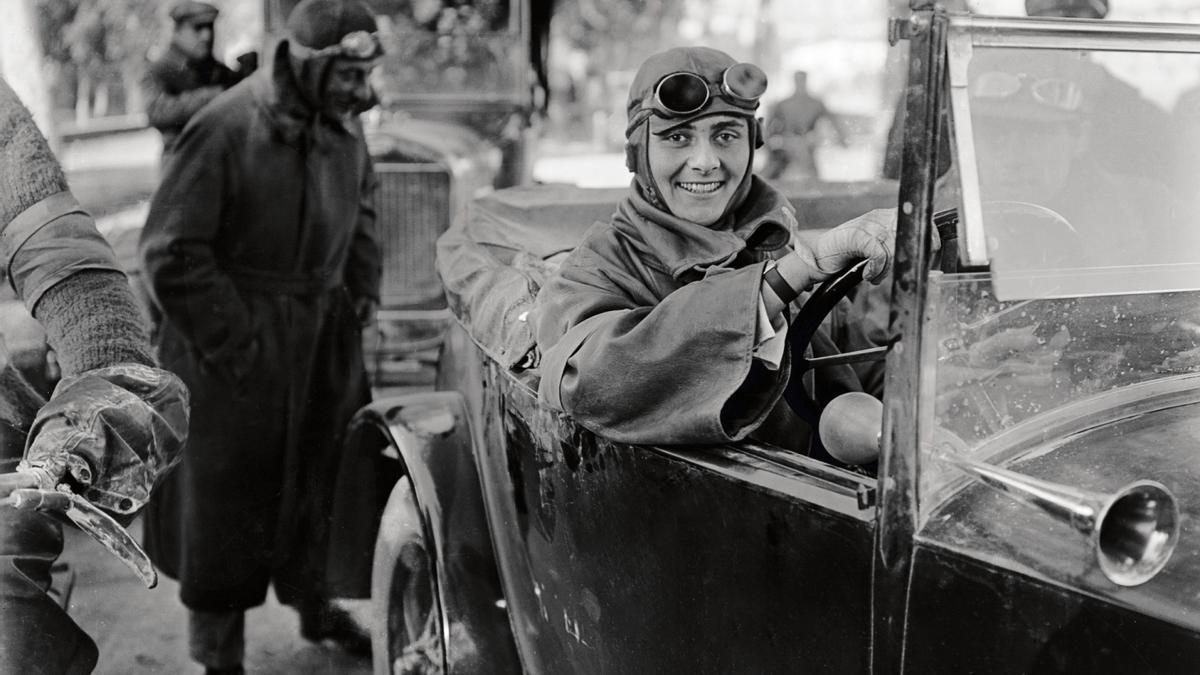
[{"left": 937, "top": 451, "right": 1179, "bottom": 587}]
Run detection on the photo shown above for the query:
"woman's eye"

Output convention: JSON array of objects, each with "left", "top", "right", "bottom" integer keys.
[
  {"left": 715, "top": 131, "right": 740, "bottom": 144},
  {"left": 666, "top": 133, "right": 690, "bottom": 144}
]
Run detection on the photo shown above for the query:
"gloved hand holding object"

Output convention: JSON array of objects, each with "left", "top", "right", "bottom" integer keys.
[{"left": 0, "top": 358, "right": 187, "bottom": 587}]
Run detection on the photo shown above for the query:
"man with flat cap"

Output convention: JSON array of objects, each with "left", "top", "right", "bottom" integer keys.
[
  {"left": 139, "top": 0, "right": 383, "bottom": 671},
  {"left": 141, "top": 1, "right": 252, "bottom": 162}
]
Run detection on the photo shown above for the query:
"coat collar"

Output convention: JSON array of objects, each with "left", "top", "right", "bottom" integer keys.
[
  {"left": 612, "top": 176, "right": 795, "bottom": 279},
  {"left": 249, "top": 39, "right": 354, "bottom": 148}
]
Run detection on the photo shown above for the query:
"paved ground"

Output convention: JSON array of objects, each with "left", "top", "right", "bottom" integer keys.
[{"left": 62, "top": 519, "right": 374, "bottom": 675}]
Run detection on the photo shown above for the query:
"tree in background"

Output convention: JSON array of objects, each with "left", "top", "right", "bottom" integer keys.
[
  {"left": 548, "top": 0, "right": 686, "bottom": 147},
  {"left": 36, "top": 0, "right": 160, "bottom": 123}
]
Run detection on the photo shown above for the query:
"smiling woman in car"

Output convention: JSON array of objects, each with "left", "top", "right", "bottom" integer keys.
[{"left": 535, "top": 46, "right": 896, "bottom": 452}]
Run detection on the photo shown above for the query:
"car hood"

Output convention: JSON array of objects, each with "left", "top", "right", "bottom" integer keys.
[{"left": 919, "top": 392, "right": 1200, "bottom": 632}]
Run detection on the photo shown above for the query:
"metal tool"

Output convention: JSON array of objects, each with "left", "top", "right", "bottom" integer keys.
[{"left": 2, "top": 484, "right": 158, "bottom": 588}]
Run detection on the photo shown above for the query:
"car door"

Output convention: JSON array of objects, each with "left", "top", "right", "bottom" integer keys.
[{"left": 471, "top": 359, "right": 877, "bottom": 674}]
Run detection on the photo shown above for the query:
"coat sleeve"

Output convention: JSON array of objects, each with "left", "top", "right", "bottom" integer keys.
[
  {"left": 141, "top": 60, "right": 224, "bottom": 133},
  {"left": 138, "top": 110, "right": 256, "bottom": 370},
  {"left": 343, "top": 146, "right": 381, "bottom": 301},
  {"left": 535, "top": 233, "right": 789, "bottom": 446}
]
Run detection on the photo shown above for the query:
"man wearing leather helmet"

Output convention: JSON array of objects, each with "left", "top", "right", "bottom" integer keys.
[
  {"left": 138, "top": 0, "right": 383, "bottom": 671},
  {"left": 535, "top": 46, "right": 894, "bottom": 454}
]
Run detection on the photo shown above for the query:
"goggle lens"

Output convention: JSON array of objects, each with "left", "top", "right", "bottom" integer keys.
[
  {"left": 723, "top": 62, "right": 768, "bottom": 102},
  {"left": 655, "top": 72, "right": 710, "bottom": 115},
  {"left": 651, "top": 63, "right": 767, "bottom": 117}
]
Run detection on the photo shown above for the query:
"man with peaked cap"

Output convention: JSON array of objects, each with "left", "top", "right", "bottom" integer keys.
[
  {"left": 535, "top": 46, "right": 894, "bottom": 454},
  {"left": 0, "top": 76, "right": 189, "bottom": 674},
  {"left": 138, "top": 0, "right": 383, "bottom": 671},
  {"left": 141, "top": 1, "right": 249, "bottom": 162}
]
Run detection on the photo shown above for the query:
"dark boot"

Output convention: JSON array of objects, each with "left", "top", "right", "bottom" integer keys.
[{"left": 298, "top": 600, "right": 371, "bottom": 657}]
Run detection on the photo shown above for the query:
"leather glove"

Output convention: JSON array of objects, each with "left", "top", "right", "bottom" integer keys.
[
  {"left": 18, "top": 363, "right": 189, "bottom": 519},
  {"left": 810, "top": 208, "right": 897, "bottom": 283}
]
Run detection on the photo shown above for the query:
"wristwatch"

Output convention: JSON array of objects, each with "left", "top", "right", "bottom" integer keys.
[{"left": 763, "top": 260, "right": 799, "bottom": 305}]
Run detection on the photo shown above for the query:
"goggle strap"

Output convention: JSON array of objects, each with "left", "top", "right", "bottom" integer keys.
[{"left": 288, "top": 30, "right": 381, "bottom": 60}]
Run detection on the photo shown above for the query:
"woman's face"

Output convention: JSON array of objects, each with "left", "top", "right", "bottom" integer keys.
[{"left": 647, "top": 114, "right": 751, "bottom": 227}]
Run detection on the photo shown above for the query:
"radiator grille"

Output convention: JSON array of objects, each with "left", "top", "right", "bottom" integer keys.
[{"left": 374, "top": 162, "right": 452, "bottom": 309}]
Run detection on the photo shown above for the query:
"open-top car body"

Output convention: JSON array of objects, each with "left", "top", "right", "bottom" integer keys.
[{"left": 348, "top": 5, "right": 1200, "bottom": 673}]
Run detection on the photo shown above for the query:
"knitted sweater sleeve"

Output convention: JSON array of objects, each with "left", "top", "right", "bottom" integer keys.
[{"left": 0, "top": 76, "right": 154, "bottom": 376}]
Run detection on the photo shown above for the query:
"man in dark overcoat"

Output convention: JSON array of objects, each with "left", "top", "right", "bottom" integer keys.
[{"left": 138, "top": 0, "right": 383, "bottom": 671}]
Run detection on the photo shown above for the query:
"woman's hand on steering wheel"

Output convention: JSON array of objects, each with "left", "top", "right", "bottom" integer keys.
[{"left": 809, "top": 208, "right": 897, "bottom": 284}]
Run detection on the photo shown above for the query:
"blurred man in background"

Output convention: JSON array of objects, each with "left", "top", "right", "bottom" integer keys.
[
  {"left": 141, "top": 1, "right": 254, "bottom": 163},
  {"left": 762, "top": 71, "right": 847, "bottom": 181},
  {"left": 138, "top": 1, "right": 256, "bottom": 335}
]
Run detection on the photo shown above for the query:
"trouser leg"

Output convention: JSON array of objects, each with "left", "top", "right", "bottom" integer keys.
[
  {"left": 0, "top": 508, "right": 97, "bottom": 675},
  {"left": 187, "top": 608, "right": 245, "bottom": 670}
]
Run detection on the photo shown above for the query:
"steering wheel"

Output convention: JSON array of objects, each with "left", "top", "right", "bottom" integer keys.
[{"left": 782, "top": 259, "right": 887, "bottom": 427}]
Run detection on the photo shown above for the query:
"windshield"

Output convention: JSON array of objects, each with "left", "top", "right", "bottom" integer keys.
[
  {"left": 919, "top": 39, "right": 1200, "bottom": 520},
  {"left": 368, "top": 0, "right": 526, "bottom": 103},
  {"left": 954, "top": 46, "right": 1200, "bottom": 300}
]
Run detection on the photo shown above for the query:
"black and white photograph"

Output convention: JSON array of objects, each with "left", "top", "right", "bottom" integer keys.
[{"left": 3, "top": 0, "right": 1200, "bottom": 673}]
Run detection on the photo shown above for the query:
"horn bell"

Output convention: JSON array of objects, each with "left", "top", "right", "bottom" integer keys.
[
  {"left": 938, "top": 452, "right": 1179, "bottom": 587},
  {"left": 1095, "top": 480, "right": 1178, "bottom": 587}
]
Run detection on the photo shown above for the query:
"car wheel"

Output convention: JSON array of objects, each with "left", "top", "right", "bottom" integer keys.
[{"left": 371, "top": 474, "right": 443, "bottom": 675}]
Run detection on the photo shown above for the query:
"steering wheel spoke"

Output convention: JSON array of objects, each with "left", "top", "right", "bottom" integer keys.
[{"left": 804, "top": 345, "right": 889, "bottom": 369}]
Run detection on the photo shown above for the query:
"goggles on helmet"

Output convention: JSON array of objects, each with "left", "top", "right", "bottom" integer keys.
[
  {"left": 970, "top": 71, "right": 1085, "bottom": 113},
  {"left": 290, "top": 30, "right": 383, "bottom": 61},
  {"left": 629, "top": 63, "right": 768, "bottom": 131}
]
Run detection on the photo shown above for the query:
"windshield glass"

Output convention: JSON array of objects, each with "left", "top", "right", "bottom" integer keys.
[
  {"left": 368, "top": 0, "right": 525, "bottom": 103},
  {"left": 920, "top": 39, "right": 1200, "bottom": 520},
  {"left": 956, "top": 46, "right": 1200, "bottom": 300},
  {"left": 918, "top": 273, "right": 1200, "bottom": 510}
]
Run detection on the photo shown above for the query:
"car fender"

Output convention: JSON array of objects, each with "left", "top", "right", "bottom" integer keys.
[{"left": 354, "top": 391, "right": 521, "bottom": 674}]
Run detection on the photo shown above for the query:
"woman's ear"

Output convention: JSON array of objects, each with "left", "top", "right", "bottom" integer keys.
[
  {"left": 625, "top": 142, "right": 637, "bottom": 172},
  {"left": 754, "top": 117, "right": 765, "bottom": 149}
]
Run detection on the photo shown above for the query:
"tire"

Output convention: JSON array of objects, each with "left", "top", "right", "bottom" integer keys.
[{"left": 371, "top": 475, "right": 443, "bottom": 675}]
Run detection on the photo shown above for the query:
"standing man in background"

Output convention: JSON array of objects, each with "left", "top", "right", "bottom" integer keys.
[
  {"left": 138, "top": 1, "right": 255, "bottom": 334},
  {"left": 762, "top": 71, "right": 847, "bottom": 181},
  {"left": 141, "top": 1, "right": 252, "bottom": 163},
  {"left": 138, "top": 0, "right": 382, "bottom": 672}
]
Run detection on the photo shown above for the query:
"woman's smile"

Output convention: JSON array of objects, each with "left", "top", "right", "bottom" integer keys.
[{"left": 677, "top": 180, "right": 726, "bottom": 195}]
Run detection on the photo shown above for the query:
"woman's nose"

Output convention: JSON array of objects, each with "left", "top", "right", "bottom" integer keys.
[{"left": 687, "top": 139, "right": 719, "bottom": 173}]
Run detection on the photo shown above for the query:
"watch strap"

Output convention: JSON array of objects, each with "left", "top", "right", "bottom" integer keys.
[{"left": 763, "top": 263, "right": 799, "bottom": 305}]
